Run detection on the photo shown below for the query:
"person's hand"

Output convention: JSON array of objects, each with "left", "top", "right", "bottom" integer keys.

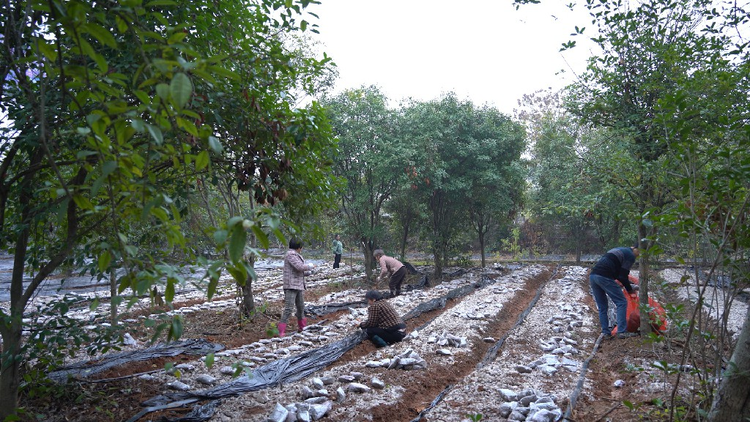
[{"left": 629, "top": 292, "right": 638, "bottom": 299}]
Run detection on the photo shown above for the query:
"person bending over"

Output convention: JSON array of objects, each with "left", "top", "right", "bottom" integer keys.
[
  {"left": 589, "top": 244, "right": 640, "bottom": 339},
  {"left": 373, "top": 249, "right": 406, "bottom": 297}
]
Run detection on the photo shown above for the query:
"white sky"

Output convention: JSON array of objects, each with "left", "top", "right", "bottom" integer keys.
[{"left": 308, "top": 0, "right": 599, "bottom": 114}]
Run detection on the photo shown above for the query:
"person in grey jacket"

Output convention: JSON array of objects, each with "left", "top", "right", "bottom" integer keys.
[
  {"left": 278, "top": 238, "right": 315, "bottom": 337},
  {"left": 590, "top": 244, "right": 640, "bottom": 339}
]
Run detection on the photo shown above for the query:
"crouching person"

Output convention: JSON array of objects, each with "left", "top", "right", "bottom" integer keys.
[{"left": 359, "top": 290, "right": 406, "bottom": 348}]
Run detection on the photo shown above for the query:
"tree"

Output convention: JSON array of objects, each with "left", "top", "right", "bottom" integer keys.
[
  {"left": 321, "top": 86, "right": 402, "bottom": 279},
  {"left": 0, "top": 0, "right": 333, "bottom": 418},
  {"left": 402, "top": 94, "right": 525, "bottom": 277}
]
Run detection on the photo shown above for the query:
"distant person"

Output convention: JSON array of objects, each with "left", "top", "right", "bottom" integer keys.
[
  {"left": 278, "top": 238, "right": 315, "bottom": 337},
  {"left": 590, "top": 244, "right": 640, "bottom": 339},
  {"left": 332, "top": 234, "right": 343, "bottom": 269},
  {"left": 373, "top": 249, "right": 406, "bottom": 297},
  {"left": 359, "top": 290, "right": 406, "bottom": 347}
]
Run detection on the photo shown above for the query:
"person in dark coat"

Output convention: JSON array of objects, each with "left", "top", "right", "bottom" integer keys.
[{"left": 590, "top": 244, "right": 640, "bottom": 339}]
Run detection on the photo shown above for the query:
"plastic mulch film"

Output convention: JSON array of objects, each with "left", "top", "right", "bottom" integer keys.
[
  {"left": 129, "top": 330, "right": 367, "bottom": 421},
  {"left": 48, "top": 339, "right": 225, "bottom": 383},
  {"left": 305, "top": 300, "right": 366, "bottom": 317}
]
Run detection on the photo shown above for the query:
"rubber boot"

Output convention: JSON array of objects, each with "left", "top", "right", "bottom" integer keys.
[
  {"left": 277, "top": 322, "right": 286, "bottom": 338},
  {"left": 371, "top": 335, "right": 388, "bottom": 348},
  {"left": 297, "top": 318, "right": 307, "bottom": 333}
]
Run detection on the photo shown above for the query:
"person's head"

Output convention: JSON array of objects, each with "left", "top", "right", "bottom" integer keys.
[
  {"left": 289, "top": 238, "right": 303, "bottom": 250},
  {"left": 373, "top": 249, "right": 384, "bottom": 260},
  {"left": 365, "top": 290, "right": 381, "bottom": 303},
  {"left": 631, "top": 242, "right": 640, "bottom": 257},
  {"left": 335, "top": 234, "right": 340, "bottom": 240}
]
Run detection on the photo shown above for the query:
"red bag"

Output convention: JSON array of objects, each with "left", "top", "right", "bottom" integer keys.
[{"left": 612, "top": 275, "right": 668, "bottom": 334}]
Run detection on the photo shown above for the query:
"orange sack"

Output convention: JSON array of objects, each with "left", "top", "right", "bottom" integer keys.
[{"left": 611, "top": 274, "right": 668, "bottom": 334}]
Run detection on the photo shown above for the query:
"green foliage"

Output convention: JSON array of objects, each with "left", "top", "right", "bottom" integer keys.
[
  {"left": 400, "top": 93, "right": 526, "bottom": 277},
  {"left": 0, "top": 0, "right": 337, "bottom": 417},
  {"left": 466, "top": 413, "right": 483, "bottom": 421}
]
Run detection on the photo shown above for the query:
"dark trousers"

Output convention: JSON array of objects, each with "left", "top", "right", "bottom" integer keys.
[
  {"left": 365, "top": 324, "right": 406, "bottom": 345},
  {"left": 389, "top": 266, "right": 407, "bottom": 296},
  {"left": 333, "top": 253, "right": 341, "bottom": 269}
]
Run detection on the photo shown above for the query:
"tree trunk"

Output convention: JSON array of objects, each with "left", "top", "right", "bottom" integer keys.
[
  {"left": 708, "top": 306, "right": 750, "bottom": 421},
  {"left": 361, "top": 239, "right": 375, "bottom": 280},
  {"left": 240, "top": 277, "right": 255, "bottom": 318},
  {"left": 399, "top": 219, "right": 410, "bottom": 261},
  {"left": 479, "top": 230, "right": 486, "bottom": 268},
  {"left": 0, "top": 323, "right": 22, "bottom": 421},
  {"left": 110, "top": 267, "right": 117, "bottom": 323}
]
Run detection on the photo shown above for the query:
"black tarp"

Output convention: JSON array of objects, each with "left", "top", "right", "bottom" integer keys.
[{"left": 48, "top": 339, "right": 224, "bottom": 383}]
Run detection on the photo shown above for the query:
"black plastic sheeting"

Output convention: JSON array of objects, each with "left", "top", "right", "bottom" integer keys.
[
  {"left": 48, "top": 339, "right": 225, "bottom": 383},
  {"left": 305, "top": 300, "right": 366, "bottom": 317},
  {"left": 128, "top": 331, "right": 367, "bottom": 421}
]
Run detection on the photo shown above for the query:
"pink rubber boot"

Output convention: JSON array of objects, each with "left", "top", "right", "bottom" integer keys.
[
  {"left": 277, "top": 322, "right": 286, "bottom": 338},
  {"left": 297, "top": 318, "right": 307, "bottom": 332}
]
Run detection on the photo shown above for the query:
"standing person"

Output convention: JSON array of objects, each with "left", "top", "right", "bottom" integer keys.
[
  {"left": 359, "top": 290, "right": 406, "bottom": 347},
  {"left": 373, "top": 249, "right": 406, "bottom": 297},
  {"left": 589, "top": 244, "right": 640, "bottom": 339},
  {"left": 332, "top": 234, "right": 343, "bottom": 269},
  {"left": 278, "top": 238, "right": 315, "bottom": 337}
]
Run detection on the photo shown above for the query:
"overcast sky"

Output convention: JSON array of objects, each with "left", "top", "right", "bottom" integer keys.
[{"left": 307, "top": 0, "right": 598, "bottom": 114}]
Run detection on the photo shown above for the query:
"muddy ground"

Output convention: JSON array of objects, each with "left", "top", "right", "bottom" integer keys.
[{"left": 14, "top": 262, "right": 746, "bottom": 422}]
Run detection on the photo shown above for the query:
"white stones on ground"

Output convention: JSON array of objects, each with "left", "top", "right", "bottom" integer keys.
[
  {"left": 408, "top": 330, "right": 419, "bottom": 339},
  {"left": 613, "top": 379, "right": 625, "bottom": 388},
  {"left": 371, "top": 377, "right": 385, "bottom": 389},
  {"left": 138, "top": 374, "right": 155, "bottom": 381},
  {"left": 167, "top": 380, "right": 191, "bottom": 391},
  {"left": 195, "top": 374, "right": 217, "bottom": 385},
  {"left": 514, "top": 365, "right": 533, "bottom": 374},
  {"left": 436, "top": 333, "right": 467, "bottom": 348},
  {"left": 482, "top": 337, "right": 496, "bottom": 343},
  {"left": 287, "top": 345, "right": 303, "bottom": 352},
  {"left": 336, "top": 387, "right": 346, "bottom": 402},
  {"left": 309, "top": 401, "right": 332, "bottom": 420},
  {"left": 320, "top": 376, "right": 335, "bottom": 385},
  {"left": 123, "top": 332, "right": 138, "bottom": 346},
  {"left": 299, "top": 341, "right": 314, "bottom": 347},
  {"left": 301, "top": 386, "right": 315, "bottom": 399},
  {"left": 347, "top": 382, "right": 371, "bottom": 393},
  {"left": 496, "top": 389, "right": 563, "bottom": 422},
  {"left": 219, "top": 366, "right": 235, "bottom": 375},
  {"left": 175, "top": 363, "right": 195, "bottom": 372},
  {"left": 250, "top": 356, "right": 266, "bottom": 363},
  {"left": 268, "top": 403, "right": 288, "bottom": 422},
  {"left": 312, "top": 378, "right": 324, "bottom": 389},
  {"left": 337, "top": 375, "right": 355, "bottom": 383},
  {"left": 437, "top": 348, "right": 453, "bottom": 356}
]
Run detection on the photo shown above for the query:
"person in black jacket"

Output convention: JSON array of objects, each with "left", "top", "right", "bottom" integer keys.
[{"left": 590, "top": 245, "right": 640, "bottom": 339}]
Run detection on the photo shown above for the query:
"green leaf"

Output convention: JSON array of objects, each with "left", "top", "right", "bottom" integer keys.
[
  {"left": 226, "top": 264, "right": 247, "bottom": 284},
  {"left": 251, "top": 225, "right": 269, "bottom": 249},
  {"left": 204, "top": 353, "right": 215, "bottom": 369},
  {"left": 228, "top": 225, "right": 247, "bottom": 263},
  {"left": 83, "top": 23, "right": 118, "bottom": 48},
  {"left": 146, "top": 124, "right": 164, "bottom": 144},
  {"left": 89, "top": 298, "right": 99, "bottom": 311},
  {"left": 98, "top": 250, "right": 112, "bottom": 272},
  {"left": 195, "top": 150, "right": 209, "bottom": 171},
  {"left": 165, "top": 279, "right": 175, "bottom": 302},
  {"left": 156, "top": 83, "right": 170, "bottom": 100},
  {"left": 208, "top": 136, "right": 223, "bottom": 153},
  {"left": 168, "top": 315, "right": 183, "bottom": 341},
  {"left": 170, "top": 73, "right": 192, "bottom": 109},
  {"left": 213, "top": 229, "right": 228, "bottom": 244},
  {"left": 207, "top": 274, "right": 218, "bottom": 300}
]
